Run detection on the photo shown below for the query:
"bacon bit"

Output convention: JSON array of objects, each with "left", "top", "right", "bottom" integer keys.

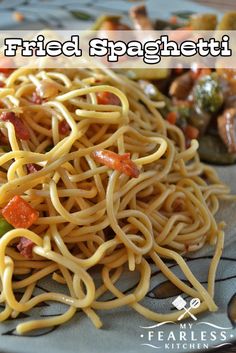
[
  {"left": 0, "top": 57, "right": 14, "bottom": 75},
  {"left": 184, "top": 125, "right": 199, "bottom": 140},
  {"left": 58, "top": 120, "right": 70, "bottom": 135},
  {"left": 26, "top": 163, "right": 41, "bottom": 174},
  {"left": 12, "top": 11, "right": 24, "bottom": 22},
  {"left": 0, "top": 112, "right": 30, "bottom": 140},
  {"left": 96, "top": 92, "right": 121, "bottom": 106},
  {"left": 31, "top": 91, "right": 42, "bottom": 105},
  {"left": 0, "top": 81, "right": 5, "bottom": 88},
  {"left": 17, "top": 237, "right": 34, "bottom": 258},
  {"left": 92, "top": 150, "right": 140, "bottom": 178},
  {"left": 166, "top": 111, "right": 177, "bottom": 125},
  {"left": 2, "top": 195, "right": 39, "bottom": 229},
  {"left": 36, "top": 80, "right": 59, "bottom": 99}
]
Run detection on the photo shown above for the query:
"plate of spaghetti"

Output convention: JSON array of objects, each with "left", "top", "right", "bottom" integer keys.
[{"left": 0, "top": 1, "right": 236, "bottom": 353}]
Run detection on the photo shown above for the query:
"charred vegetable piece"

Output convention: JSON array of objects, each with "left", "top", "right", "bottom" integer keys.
[
  {"left": 217, "top": 71, "right": 236, "bottom": 110},
  {"left": 198, "top": 135, "right": 236, "bottom": 165},
  {"left": 188, "top": 105, "right": 211, "bottom": 135},
  {"left": 217, "top": 108, "right": 236, "bottom": 153},
  {"left": 189, "top": 14, "right": 217, "bottom": 30},
  {"left": 0, "top": 217, "right": 13, "bottom": 237},
  {"left": 193, "top": 73, "right": 224, "bottom": 114},
  {"left": 92, "top": 150, "right": 140, "bottom": 178},
  {"left": 2, "top": 195, "right": 39, "bottom": 229},
  {"left": 217, "top": 12, "right": 236, "bottom": 30},
  {"left": 130, "top": 4, "right": 154, "bottom": 30},
  {"left": 169, "top": 72, "right": 194, "bottom": 100}
]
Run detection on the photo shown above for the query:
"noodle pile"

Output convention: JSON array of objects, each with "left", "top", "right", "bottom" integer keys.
[{"left": 0, "top": 67, "right": 232, "bottom": 334}]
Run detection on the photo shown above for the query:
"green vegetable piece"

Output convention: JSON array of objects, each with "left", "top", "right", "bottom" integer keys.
[
  {"left": 189, "top": 14, "right": 217, "bottom": 30},
  {"left": 217, "top": 12, "right": 236, "bottom": 30},
  {"left": 171, "top": 11, "right": 195, "bottom": 20},
  {"left": 193, "top": 73, "right": 224, "bottom": 114},
  {"left": 0, "top": 217, "right": 13, "bottom": 237},
  {"left": 70, "top": 11, "right": 94, "bottom": 21},
  {"left": 198, "top": 135, "right": 236, "bottom": 165}
]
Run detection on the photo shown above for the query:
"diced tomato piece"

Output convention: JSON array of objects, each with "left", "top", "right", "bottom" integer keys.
[
  {"left": 31, "top": 92, "right": 42, "bottom": 105},
  {"left": 92, "top": 150, "right": 140, "bottom": 178},
  {"left": 0, "top": 57, "right": 14, "bottom": 75},
  {"left": 96, "top": 92, "right": 121, "bottom": 106},
  {"left": 166, "top": 111, "right": 177, "bottom": 125},
  {"left": 58, "top": 120, "right": 70, "bottom": 135},
  {"left": 2, "top": 195, "right": 39, "bottom": 229},
  {"left": 17, "top": 237, "right": 34, "bottom": 258},
  {"left": 0, "top": 112, "right": 30, "bottom": 140},
  {"left": 184, "top": 125, "right": 199, "bottom": 140}
]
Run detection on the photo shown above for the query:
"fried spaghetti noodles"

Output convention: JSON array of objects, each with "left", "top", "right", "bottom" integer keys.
[{"left": 0, "top": 67, "right": 232, "bottom": 333}]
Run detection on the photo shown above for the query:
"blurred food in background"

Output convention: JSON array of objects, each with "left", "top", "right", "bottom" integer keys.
[{"left": 94, "top": 6, "right": 236, "bottom": 164}]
